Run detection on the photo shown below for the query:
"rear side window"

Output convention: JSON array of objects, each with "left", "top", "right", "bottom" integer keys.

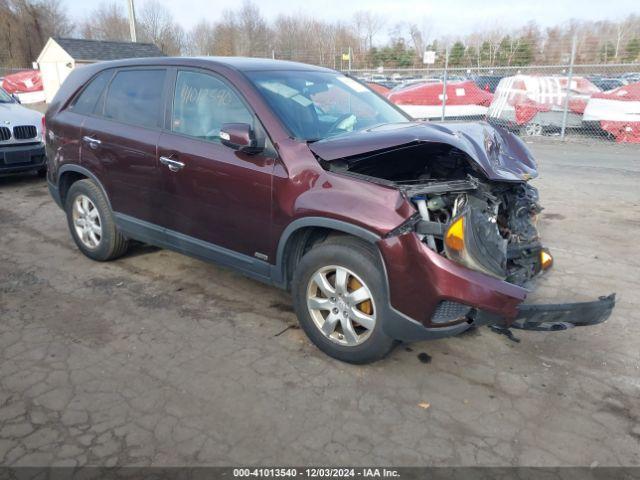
[
  {"left": 71, "top": 70, "right": 113, "bottom": 115},
  {"left": 171, "top": 70, "right": 254, "bottom": 142},
  {"left": 104, "top": 69, "right": 166, "bottom": 128}
]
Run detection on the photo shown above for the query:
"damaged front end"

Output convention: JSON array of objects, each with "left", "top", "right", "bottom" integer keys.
[
  {"left": 407, "top": 178, "right": 548, "bottom": 286},
  {"left": 311, "top": 121, "right": 615, "bottom": 333}
]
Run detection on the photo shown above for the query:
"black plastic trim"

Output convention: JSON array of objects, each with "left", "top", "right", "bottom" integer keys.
[
  {"left": 114, "top": 213, "right": 271, "bottom": 283},
  {"left": 270, "top": 217, "right": 381, "bottom": 287},
  {"left": 381, "top": 304, "right": 473, "bottom": 341},
  {"left": 57, "top": 164, "right": 112, "bottom": 209},
  {"left": 511, "top": 293, "right": 616, "bottom": 331},
  {"left": 47, "top": 180, "right": 62, "bottom": 208}
]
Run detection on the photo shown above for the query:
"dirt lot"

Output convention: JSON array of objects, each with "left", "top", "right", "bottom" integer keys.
[{"left": 0, "top": 140, "right": 639, "bottom": 467}]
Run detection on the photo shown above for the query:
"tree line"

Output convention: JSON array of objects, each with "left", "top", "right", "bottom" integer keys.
[{"left": 1, "top": 0, "right": 639, "bottom": 69}]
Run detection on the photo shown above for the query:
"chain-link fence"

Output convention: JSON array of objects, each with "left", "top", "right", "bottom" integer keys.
[{"left": 335, "top": 37, "right": 640, "bottom": 144}]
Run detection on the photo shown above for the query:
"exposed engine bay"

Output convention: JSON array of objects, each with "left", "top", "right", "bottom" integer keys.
[{"left": 321, "top": 141, "right": 550, "bottom": 286}]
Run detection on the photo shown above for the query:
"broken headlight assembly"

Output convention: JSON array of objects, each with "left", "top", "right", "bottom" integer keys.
[
  {"left": 404, "top": 180, "right": 550, "bottom": 286},
  {"left": 442, "top": 194, "right": 508, "bottom": 280}
]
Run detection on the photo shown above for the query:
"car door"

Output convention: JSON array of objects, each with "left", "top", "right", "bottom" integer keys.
[
  {"left": 156, "top": 68, "right": 275, "bottom": 264},
  {"left": 80, "top": 67, "right": 168, "bottom": 225},
  {"left": 47, "top": 70, "right": 116, "bottom": 182}
]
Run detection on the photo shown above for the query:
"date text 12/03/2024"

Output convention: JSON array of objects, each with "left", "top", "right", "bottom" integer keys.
[{"left": 232, "top": 468, "right": 401, "bottom": 478}]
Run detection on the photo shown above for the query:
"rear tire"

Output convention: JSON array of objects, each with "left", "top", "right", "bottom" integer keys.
[
  {"left": 292, "top": 236, "right": 396, "bottom": 364},
  {"left": 65, "top": 179, "right": 129, "bottom": 261}
]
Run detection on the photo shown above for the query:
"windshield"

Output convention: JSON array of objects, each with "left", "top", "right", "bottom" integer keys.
[
  {"left": 245, "top": 70, "right": 409, "bottom": 141},
  {"left": 0, "top": 88, "right": 14, "bottom": 103}
]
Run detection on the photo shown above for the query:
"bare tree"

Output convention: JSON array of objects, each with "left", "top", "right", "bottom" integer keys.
[
  {"left": 0, "top": 0, "right": 72, "bottom": 67},
  {"left": 235, "top": 1, "right": 270, "bottom": 57},
  {"left": 408, "top": 19, "right": 434, "bottom": 65},
  {"left": 211, "top": 9, "right": 237, "bottom": 56},
  {"left": 79, "top": 2, "right": 129, "bottom": 41},
  {"left": 353, "top": 10, "right": 385, "bottom": 50},
  {"left": 187, "top": 20, "right": 216, "bottom": 56},
  {"left": 137, "top": 0, "right": 184, "bottom": 55}
]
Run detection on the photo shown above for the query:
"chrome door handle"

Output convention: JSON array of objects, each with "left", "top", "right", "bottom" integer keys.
[
  {"left": 160, "top": 156, "right": 185, "bottom": 172},
  {"left": 82, "top": 136, "right": 101, "bottom": 149}
]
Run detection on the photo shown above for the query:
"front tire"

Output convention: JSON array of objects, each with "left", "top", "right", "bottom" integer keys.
[
  {"left": 292, "top": 236, "right": 396, "bottom": 364},
  {"left": 65, "top": 179, "right": 129, "bottom": 261}
]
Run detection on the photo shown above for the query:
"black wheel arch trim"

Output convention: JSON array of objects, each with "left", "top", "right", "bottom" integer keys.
[
  {"left": 270, "top": 217, "right": 381, "bottom": 287},
  {"left": 56, "top": 164, "right": 112, "bottom": 210}
]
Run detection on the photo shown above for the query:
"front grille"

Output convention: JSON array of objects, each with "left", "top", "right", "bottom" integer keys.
[
  {"left": 431, "top": 301, "right": 472, "bottom": 324},
  {"left": 13, "top": 125, "right": 37, "bottom": 140},
  {"left": 0, "top": 127, "right": 10, "bottom": 141}
]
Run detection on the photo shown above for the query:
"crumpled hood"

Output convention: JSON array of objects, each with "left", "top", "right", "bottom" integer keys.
[{"left": 308, "top": 121, "right": 538, "bottom": 182}]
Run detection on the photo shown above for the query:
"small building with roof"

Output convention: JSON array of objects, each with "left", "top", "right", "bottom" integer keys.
[{"left": 36, "top": 37, "right": 164, "bottom": 102}]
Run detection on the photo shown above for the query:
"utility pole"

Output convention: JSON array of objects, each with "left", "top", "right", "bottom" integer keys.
[
  {"left": 348, "top": 46, "right": 352, "bottom": 72},
  {"left": 441, "top": 47, "right": 449, "bottom": 121},
  {"left": 127, "top": 0, "right": 137, "bottom": 43},
  {"left": 560, "top": 35, "right": 577, "bottom": 140}
]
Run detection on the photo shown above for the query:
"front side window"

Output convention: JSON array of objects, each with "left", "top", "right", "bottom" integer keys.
[
  {"left": 245, "top": 70, "right": 409, "bottom": 141},
  {"left": 71, "top": 70, "right": 113, "bottom": 115},
  {"left": 171, "top": 70, "right": 254, "bottom": 143},
  {"left": 104, "top": 69, "right": 166, "bottom": 128}
]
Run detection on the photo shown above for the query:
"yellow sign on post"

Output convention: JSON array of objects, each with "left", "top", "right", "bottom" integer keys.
[{"left": 341, "top": 53, "right": 350, "bottom": 61}]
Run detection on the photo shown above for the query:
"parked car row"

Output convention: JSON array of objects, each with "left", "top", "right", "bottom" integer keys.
[
  {"left": 359, "top": 71, "right": 639, "bottom": 93},
  {"left": 365, "top": 72, "right": 640, "bottom": 142}
]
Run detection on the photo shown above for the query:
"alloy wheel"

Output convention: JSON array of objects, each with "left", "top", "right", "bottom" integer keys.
[
  {"left": 525, "top": 122, "right": 543, "bottom": 136},
  {"left": 306, "top": 265, "right": 376, "bottom": 346},
  {"left": 72, "top": 194, "right": 102, "bottom": 249}
]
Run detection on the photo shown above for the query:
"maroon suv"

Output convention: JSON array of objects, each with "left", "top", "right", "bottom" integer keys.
[{"left": 45, "top": 57, "right": 614, "bottom": 363}]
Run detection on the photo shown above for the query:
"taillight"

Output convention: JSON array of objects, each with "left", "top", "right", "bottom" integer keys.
[{"left": 41, "top": 116, "right": 46, "bottom": 138}]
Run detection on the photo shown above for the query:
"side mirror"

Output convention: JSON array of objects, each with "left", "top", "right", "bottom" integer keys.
[{"left": 220, "top": 123, "right": 263, "bottom": 154}]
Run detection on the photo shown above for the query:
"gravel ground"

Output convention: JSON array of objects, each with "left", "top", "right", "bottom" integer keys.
[{"left": 0, "top": 140, "right": 638, "bottom": 467}]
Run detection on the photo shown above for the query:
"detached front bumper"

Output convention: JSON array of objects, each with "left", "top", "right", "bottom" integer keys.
[
  {"left": 508, "top": 293, "right": 615, "bottom": 331},
  {"left": 377, "top": 232, "right": 615, "bottom": 341}
]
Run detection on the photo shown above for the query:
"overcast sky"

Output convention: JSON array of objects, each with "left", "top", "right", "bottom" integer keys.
[{"left": 66, "top": 0, "right": 639, "bottom": 42}]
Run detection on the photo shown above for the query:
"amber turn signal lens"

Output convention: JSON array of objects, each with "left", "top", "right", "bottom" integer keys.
[
  {"left": 445, "top": 217, "right": 465, "bottom": 252},
  {"left": 540, "top": 250, "right": 553, "bottom": 270}
]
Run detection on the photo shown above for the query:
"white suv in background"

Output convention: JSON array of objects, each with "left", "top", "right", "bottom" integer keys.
[{"left": 0, "top": 87, "right": 46, "bottom": 176}]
